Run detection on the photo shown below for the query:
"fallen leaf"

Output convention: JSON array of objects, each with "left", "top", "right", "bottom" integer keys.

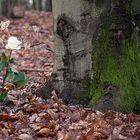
[
  {"left": 57, "top": 131, "right": 65, "bottom": 140},
  {"left": 18, "top": 134, "right": 32, "bottom": 140},
  {"left": 48, "top": 109, "right": 57, "bottom": 120},
  {"left": 36, "top": 128, "right": 51, "bottom": 137},
  {"left": 113, "top": 118, "right": 122, "bottom": 126},
  {"left": 0, "top": 114, "right": 19, "bottom": 121}
]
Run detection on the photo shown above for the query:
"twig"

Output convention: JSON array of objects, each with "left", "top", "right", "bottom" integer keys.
[
  {"left": 19, "top": 68, "right": 53, "bottom": 72},
  {"left": 30, "top": 42, "right": 54, "bottom": 52}
]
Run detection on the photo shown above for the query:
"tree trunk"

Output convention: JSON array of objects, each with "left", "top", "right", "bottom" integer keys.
[
  {"left": 34, "top": 0, "right": 140, "bottom": 113},
  {"left": 33, "top": 0, "right": 42, "bottom": 11},
  {"left": 0, "top": 0, "right": 2, "bottom": 16},
  {"left": 33, "top": 0, "right": 36, "bottom": 10},
  {"left": 0, "top": 0, "right": 14, "bottom": 18},
  {"left": 45, "top": 0, "right": 52, "bottom": 11},
  {"left": 52, "top": 0, "right": 109, "bottom": 104},
  {"left": 92, "top": 0, "right": 140, "bottom": 113}
]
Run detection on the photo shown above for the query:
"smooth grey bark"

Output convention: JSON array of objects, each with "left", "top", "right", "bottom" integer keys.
[{"left": 51, "top": 0, "right": 109, "bottom": 104}]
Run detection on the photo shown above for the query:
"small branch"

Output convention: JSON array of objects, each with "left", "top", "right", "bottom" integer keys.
[
  {"left": 19, "top": 68, "right": 53, "bottom": 72},
  {"left": 30, "top": 42, "right": 54, "bottom": 52},
  {"left": 30, "top": 42, "right": 45, "bottom": 48}
]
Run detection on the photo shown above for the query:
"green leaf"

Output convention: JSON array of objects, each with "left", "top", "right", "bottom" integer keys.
[
  {"left": 0, "top": 53, "right": 8, "bottom": 71},
  {"left": 6, "top": 70, "right": 15, "bottom": 83},
  {"left": 0, "top": 89, "right": 7, "bottom": 101},
  {"left": 11, "top": 67, "right": 18, "bottom": 73},
  {"left": 1, "top": 53, "right": 8, "bottom": 65},
  {"left": 1, "top": 53, "right": 8, "bottom": 61},
  {"left": 13, "top": 72, "right": 28, "bottom": 86},
  {"left": 9, "top": 58, "right": 14, "bottom": 64},
  {"left": 6, "top": 67, "right": 19, "bottom": 83},
  {"left": 6, "top": 67, "right": 28, "bottom": 86}
]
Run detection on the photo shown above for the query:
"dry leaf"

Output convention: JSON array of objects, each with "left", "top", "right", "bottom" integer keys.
[
  {"left": 57, "top": 131, "right": 65, "bottom": 140},
  {"left": 0, "top": 115, "right": 19, "bottom": 121},
  {"left": 32, "top": 25, "right": 39, "bottom": 33},
  {"left": 113, "top": 118, "right": 122, "bottom": 126},
  {"left": 0, "top": 20, "right": 10, "bottom": 30},
  {"left": 104, "top": 110, "right": 113, "bottom": 118},
  {"left": 112, "top": 126, "right": 123, "bottom": 139},
  {"left": 37, "top": 128, "right": 51, "bottom": 137},
  {"left": 63, "top": 130, "right": 82, "bottom": 140},
  {"left": 48, "top": 109, "right": 57, "bottom": 120},
  {"left": 23, "top": 42, "right": 31, "bottom": 49},
  {"left": 18, "top": 134, "right": 32, "bottom": 140}
]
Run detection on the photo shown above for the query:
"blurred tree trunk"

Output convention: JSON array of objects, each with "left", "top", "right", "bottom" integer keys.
[
  {"left": 12, "top": 0, "right": 25, "bottom": 18},
  {"left": 0, "top": 0, "right": 2, "bottom": 16},
  {"left": 15, "top": 0, "right": 25, "bottom": 6},
  {"left": 0, "top": 0, "right": 14, "bottom": 18},
  {"left": 39, "top": 0, "right": 42, "bottom": 11},
  {"left": 3, "top": 0, "right": 10, "bottom": 17},
  {"left": 33, "top": 0, "right": 42, "bottom": 11},
  {"left": 0, "top": 0, "right": 26, "bottom": 18},
  {"left": 45, "top": 0, "right": 52, "bottom": 11}
]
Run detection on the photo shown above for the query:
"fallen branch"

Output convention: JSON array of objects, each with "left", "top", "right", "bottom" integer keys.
[
  {"left": 19, "top": 68, "right": 52, "bottom": 72},
  {"left": 30, "top": 42, "right": 54, "bottom": 52}
]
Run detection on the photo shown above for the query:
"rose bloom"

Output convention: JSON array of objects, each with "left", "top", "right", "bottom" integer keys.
[{"left": 5, "top": 36, "right": 22, "bottom": 50}]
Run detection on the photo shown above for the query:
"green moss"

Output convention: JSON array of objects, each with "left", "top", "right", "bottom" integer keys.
[{"left": 89, "top": 17, "right": 140, "bottom": 114}]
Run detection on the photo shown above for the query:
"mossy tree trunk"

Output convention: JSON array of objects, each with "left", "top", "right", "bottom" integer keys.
[
  {"left": 92, "top": 0, "right": 140, "bottom": 114},
  {"left": 36, "top": 0, "right": 140, "bottom": 113}
]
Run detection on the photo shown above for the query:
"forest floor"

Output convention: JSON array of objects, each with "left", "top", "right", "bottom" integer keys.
[{"left": 0, "top": 11, "right": 140, "bottom": 140}]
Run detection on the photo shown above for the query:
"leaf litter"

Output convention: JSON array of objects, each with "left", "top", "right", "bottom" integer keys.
[{"left": 0, "top": 91, "right": 139, "bottom": 139}]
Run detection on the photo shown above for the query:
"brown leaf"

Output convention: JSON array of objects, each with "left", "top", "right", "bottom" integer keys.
[
  {"left": 5, "top": 83, "right": 15, "bottom": 90},
  {"left": 69, "top": 111, "right": 81, "bottom": 122},
  {"left": 47, "top": 121, "right": 55, "bottom": 129},
  {"left": 41, "top": 104, "right": 49, "bottom": 109},
  {"left": 63, "top": 130, "right": 83, "bottom": 140},
  {"left": 48, "top": 109, "right": 57, "bottom": 120},
  {"left": 112, "top": 126, "right": 123, "bottom": 139},
  {"left": 0, "top": 115, "right": 19, "bottom": 121},
  {"left": 77, "top": 133, "right": 88, "bottom": 140},
  {"left": 113, "top": 118, "right": 122, "bottom": 126},
  {"left": 0, "top": 20, "right": 10, "bottom": 30},
  {"left": 57, "top": 131, "right": 65, "bottom": 140},
  {"left": 86, "top": 119, "right": 107, "bottom": 138},
  {"left": 104, "top": 110, "right": 113, "bottom": 118},
  {"left": 18, "top": 134, "right": 33, "bottom": 140},
  {"left": 36, "top": 128, "right": 51, "bottom": 137}
]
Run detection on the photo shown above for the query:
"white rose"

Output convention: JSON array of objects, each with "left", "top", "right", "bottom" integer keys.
[{"left": 5, "top": 36, "right": 22, "bottom": 50}]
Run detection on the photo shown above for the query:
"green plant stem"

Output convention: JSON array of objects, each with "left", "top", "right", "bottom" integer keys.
[
  {"left": 1, "top": 50, "right": 12, "bottom": 94},
  {"left": 1, "top": 69, "right": 8, "bottom": 94}
]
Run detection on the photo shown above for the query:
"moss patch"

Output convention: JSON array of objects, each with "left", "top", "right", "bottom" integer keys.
[{"left": 89, "top": 16, "right": 140, "bottom": 114}]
